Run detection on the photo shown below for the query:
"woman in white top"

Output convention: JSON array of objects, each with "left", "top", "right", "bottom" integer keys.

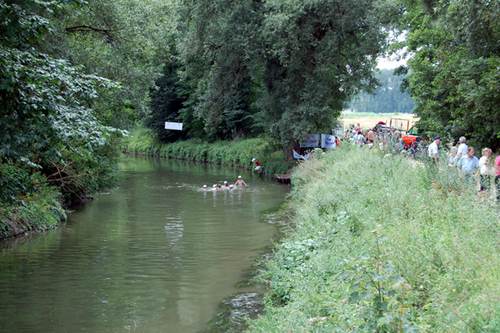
[
  {"left": 479, "top": 147, "right": 494, "bottom": 192},
  {"left": 448, "top": 147, "right": 458, "bottom": 167}
]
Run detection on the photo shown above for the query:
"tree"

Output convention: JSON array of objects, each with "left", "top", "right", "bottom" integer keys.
[
  {"left": 178, "top": 0, "right": 263, "bottom": 141},
  {"left": 0, "top": 0, "right": 125, "bottom": 204},
  {"left": 256, "top": 0, "right": 399, "bottom": 153},
  {"left": 178, "top": 0, "right": 400, "bottom": 152},
  {"left": 40, "top": 0, "right": 180, "bottom": 129},
  {"left": 348, "top": 69, "right": 413, "bottom": 113},
  {"left": 147, "top": 61, "right": 190, "bottom": 143},
  {"left": 398, "top": 0, "right": 500, "bottom": 149}
]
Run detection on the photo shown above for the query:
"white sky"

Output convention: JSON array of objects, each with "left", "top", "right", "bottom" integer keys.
[
  {"left": 377, "top": 56, "right": 407, "bottom": 69},
  {"left": 377, "top": 32, "right": 408, "bottom": 69}
]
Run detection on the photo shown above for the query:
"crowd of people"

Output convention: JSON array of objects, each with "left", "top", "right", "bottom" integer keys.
[
  {"left": 438, "top": 136, "right": 500, "bottom": 200},
  {"left": 344, "top": 122, "right": 403, "bottom": 149},
  {"left": 389, "top": 133, "right": 499, "bottom": 201},
  {"left": 345, "top": 124, "right": 500, "bottom": 200}
]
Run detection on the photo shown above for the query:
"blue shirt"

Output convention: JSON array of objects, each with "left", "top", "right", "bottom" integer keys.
[{"left": 458, "top": 155, "right": 480, "bottom": 174}]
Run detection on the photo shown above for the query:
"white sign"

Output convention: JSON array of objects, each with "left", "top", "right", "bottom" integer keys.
[
  {"left": 321, "top": 134, "right": 337, "bottom": 149},
  {"left": 300, "top": 134, "right": 319, "bottom": 148},
  {"left": 165, "top": 122, "right": 183, "bottom": 131},
  {"left": 333, "top": 122, "right": 345, "bottom": 137}
]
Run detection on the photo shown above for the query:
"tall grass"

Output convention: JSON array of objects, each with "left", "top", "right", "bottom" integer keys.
[
  {"left": 125, "top": 128, "right": 292, "bottom": 176},
  {"left": 248, "top": 145, "right": 500, "bottom": 332}
]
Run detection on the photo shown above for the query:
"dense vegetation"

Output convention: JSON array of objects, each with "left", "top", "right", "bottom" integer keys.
[
  {"left": 348, "top": 69, "right": 413, "bottom": 114},
  {"left": 1, "top": 0, "right": 399, "bottom": 216},
  {"left": 0, "top": 0, "right": 127, "bottom": 207},
  {"left": 0, "top": 0, "right": 498, "bottom": 263},
  {"left": 250, "top": 146, "right": 500, "bottom": 332},
  {"left": 150, "top": 0, "right": 401, "bottom": 153}
]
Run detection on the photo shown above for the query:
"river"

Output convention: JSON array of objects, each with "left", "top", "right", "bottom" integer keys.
[{"left": 0, "top": 157, "right": 289, "bottom": 333}]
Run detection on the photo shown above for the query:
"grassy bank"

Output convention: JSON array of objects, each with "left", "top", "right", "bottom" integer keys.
[
  {"left": 249, "top": 145, "right": 500, "bottom": 332},
  {"left": 0, "top": 185, "right": 66, "bottom": 241},
  {"left": 126, "top": 128, "right": 292, "bottom": 176}
]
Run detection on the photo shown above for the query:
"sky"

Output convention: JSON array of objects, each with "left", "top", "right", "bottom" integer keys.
[{"left": 377, "top": 56, "right": 407, "bottom": 69}]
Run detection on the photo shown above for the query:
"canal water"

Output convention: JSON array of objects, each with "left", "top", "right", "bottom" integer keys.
[{"left": 0, "top": 157, "right": 289, "bottom": 333}]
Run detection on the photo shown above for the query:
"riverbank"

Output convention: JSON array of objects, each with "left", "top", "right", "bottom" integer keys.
[
  {"left": 125, "top": 128, "right": 292, "bottom": 176},
  {"left": 249, "top": 145, "right": 500, "bottom": 331},
  {"left": 0, "top": 186, "right": 66, "bottom": 241}
]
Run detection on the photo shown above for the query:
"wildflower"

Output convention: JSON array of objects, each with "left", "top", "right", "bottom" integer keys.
[
  {"left": 340, "top": 298, "right": 347, "bottom": 303},
  {"left": 308, "top": 317, "right": 317, "bottom": 323}
]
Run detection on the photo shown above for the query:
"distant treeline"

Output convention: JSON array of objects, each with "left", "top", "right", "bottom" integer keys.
[{"left": 347, "top": 69, "right": 413, "bottom": 114}]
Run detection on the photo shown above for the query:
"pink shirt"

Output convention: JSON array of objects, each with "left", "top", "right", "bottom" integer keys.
[{"left": 496, "top": 155, "right": 500, "bottom": 176}]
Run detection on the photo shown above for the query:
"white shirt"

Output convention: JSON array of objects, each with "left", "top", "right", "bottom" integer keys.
[
  {"left": 428, "top": 142, "right": 438, "bottom": 159},
  {"left": 457, "top": 143, "right": 468, "bottom": 158},
  {"left": 479, "top": 156, "right": 494, "bottom": 175}
]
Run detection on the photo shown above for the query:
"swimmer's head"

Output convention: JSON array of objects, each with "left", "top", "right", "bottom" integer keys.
[
  {"left": 224, "top": 181, "right": 227, "bottom": 184},
  {"left": 203, "top": 185, "right": 207, "bottom": 188},
  {"left": 229, "top": 185, "right": 234, "bottom": 189},
  {"left": 238, "top": 175, "right": 242, "bottom": 178},
  {"left": 212, "top": 184, "right": 217, "bottom": 188},
  {"left": 251, "top": 158, "right": 256, "bottom": 162}
]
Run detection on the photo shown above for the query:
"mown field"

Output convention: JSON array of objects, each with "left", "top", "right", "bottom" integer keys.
[
  {"left": 339, "top": 113, "right": 419, "bottom": 132},
  {"left": 249, "top": 144, "right": 500, "bottom": 332}
]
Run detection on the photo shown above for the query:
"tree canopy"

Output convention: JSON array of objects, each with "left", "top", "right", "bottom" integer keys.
[
  {"left": 0, "top": 0, "right": 125, "bottom": 204},
  {"left": 398, "top": 0, "right": 500, "bottom": 149},
  {"left": 169, "top": 0, "right": 400, "bottom": 150}
]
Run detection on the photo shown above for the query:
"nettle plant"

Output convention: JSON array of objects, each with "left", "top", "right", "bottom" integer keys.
[{"left": 339, "top": 230, "right": 421, "bottom": 333}]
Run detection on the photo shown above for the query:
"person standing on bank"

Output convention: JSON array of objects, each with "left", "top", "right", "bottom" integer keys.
[
  {"left": 479, "top": 148, "right": 494, "bottom": 193},
  {"left": 428, "top": 136, "right": 441, "bottom": 165},
  {"left": 495, "top": 148, "right": 500, "bottom": 201},
  {"left": 457, "top": 147, "right": 480, "bottom": 184},
  {"left": 457, "top": 136, "right": 468, "bottom": 160}
]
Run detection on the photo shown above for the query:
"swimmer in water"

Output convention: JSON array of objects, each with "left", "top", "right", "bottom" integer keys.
[
  {"left": 212, "top": 184, "right": 217, "bottom": 191},
  {"left": 201, "top": 184, "right": 208, "bottom": 191},
  {"left": 223, "top": 181, "right": 230, "bottom": 188},
  {"left": 234, "top": 175, "right": 247, "bottom": 186}
]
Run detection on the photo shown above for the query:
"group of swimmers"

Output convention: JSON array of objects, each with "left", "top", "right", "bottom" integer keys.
[{"left": 201, "top": 176, "right": 247, "bottom": 191}]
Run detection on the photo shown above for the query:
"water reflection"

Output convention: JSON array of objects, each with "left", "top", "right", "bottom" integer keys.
[{"left": 0, "top": 157, "right": 289, "bottom": 333}]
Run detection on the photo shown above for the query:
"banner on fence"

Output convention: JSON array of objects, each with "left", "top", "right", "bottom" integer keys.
[
  {"left": 293, "top": 150, "right": 311, "bottom": 160},
  {"left": 300, "top": 134, "right": 319, "bottom": 148},
  {"left": 321, "top": 134, "right": 337, "bottom": 149}
]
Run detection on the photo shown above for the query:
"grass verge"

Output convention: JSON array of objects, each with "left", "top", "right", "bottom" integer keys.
[
  {"left": 0, "top": 185, "right": 66, "bottom": 241},
  {"left": 248, "top": 145, "right": 500, "bottom": 332}
]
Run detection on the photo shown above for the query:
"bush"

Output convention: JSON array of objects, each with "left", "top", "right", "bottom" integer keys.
[
  {"left": 249, "top": 145, "right": 500, "bottom": 332},
  {"left": 0, "top": 184, "right": 66, "bottom": 240}
]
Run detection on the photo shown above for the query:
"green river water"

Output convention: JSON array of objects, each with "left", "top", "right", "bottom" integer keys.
[{"left": 0, "top": 157, "right": 289, "bottom": 333}]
